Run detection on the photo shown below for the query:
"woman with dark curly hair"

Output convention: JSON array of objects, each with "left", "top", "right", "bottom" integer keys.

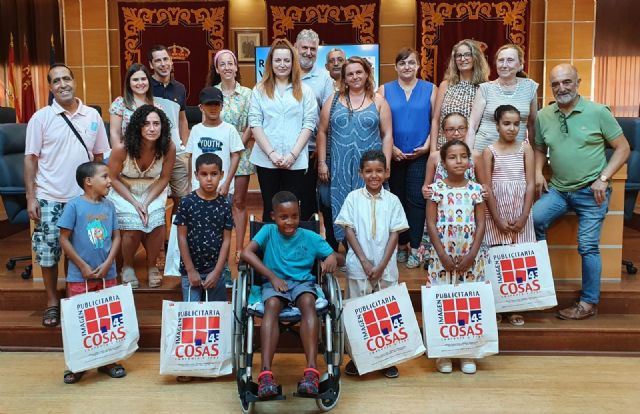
[{"left": 108, "top": 104, "right": 176, "bottom": 288}]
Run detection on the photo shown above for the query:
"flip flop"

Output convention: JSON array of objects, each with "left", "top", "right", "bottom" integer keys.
[
  {"left": 63, "top": 370, "right": 85, "bottom": 384},
  {"left": 98, "top": 364, "right": 126, "bottom": 378},
  {"left": 508, "top": 314, "right": 525, "bottom": 326},
  {"left": 42, "top": 305, "right": 60, "bottom": 327}
]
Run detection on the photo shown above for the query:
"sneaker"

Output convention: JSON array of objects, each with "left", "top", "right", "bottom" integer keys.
[
  {"left": 396, "top": 250, "right": 408, "bottom": 263},
  {"left": 436, "top": 358, "right": 452, "bottom": 374},
  {"left": 344, "top": 360, "right": 359, "bottom": 376},
  {"left": 257, "top": 371, "right": 279, "bottom": 399},
  {"left": 297, "top": 368, "right": 320, "bottom": 396},
  {"left": 406, "top": 254, "right": 421, "bottom": 269},
  {"left": 460, "top": 358, "right": 476, "bottom": 374},
  {"left": 382, "top": 365, "right": 399, "bottom": 378}
]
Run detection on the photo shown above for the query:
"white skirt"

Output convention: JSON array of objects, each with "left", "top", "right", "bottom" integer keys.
[{"left": 108, "top": 185, "right": 168, "bottom": 233}]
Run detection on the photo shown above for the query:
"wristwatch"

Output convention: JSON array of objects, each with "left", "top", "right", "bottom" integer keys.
[
  {"left": 179, "top": 143, "right": 186, "bottom": 151},
  {"left": 599, "top": 174, "right": 608, "bottom": 183}
]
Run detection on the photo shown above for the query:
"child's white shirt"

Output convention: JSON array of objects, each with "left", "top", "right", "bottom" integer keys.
[
  {"left": 186, "top": 121, "right": 244, "bottom": 192},
  {"left": 335, "top": 188, "right": 409, "bottom": 281}
]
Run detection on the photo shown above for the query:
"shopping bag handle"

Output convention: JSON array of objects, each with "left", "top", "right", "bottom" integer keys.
[
  {"left": 187, "top": 286, "right": 208, "bottom": 302},
  {"left": 84, "top": 278, "right": 106, "bottom": 293}
]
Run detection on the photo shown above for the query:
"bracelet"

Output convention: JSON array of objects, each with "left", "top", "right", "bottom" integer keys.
[
  {"left": 318, "top": 159, "right": 327, "bottom": 164},
  {"left": 268, "top": 150, "right": 275, "bottom": 157},
  {"left": 289, "top": 152, "right": 298, "bottom": 160}
]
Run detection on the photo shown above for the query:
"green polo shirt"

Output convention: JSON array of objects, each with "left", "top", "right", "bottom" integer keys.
[{"left": 535, "top": 96, "right": 623, "bottom": 192}]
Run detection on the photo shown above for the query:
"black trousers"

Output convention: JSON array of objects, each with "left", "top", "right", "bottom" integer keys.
[{"left": 256, "top": 166, "right": 312, "bottom": 222}]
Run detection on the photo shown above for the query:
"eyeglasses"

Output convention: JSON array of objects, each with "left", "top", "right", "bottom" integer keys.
[
  {"left": 558, "top": 112, "right": 568, "bottom": 134},
  {"left": 454, "top": 52, "right": 472, "bottom": 61},
  {"left": 443, "top": 126, "right": 468, "bottom": 134}
]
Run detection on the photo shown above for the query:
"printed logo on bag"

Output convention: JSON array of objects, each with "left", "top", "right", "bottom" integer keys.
[
  {"left": 494, "top": 252, "right": 541, "bottom": 296},
  {"left": 355, "top": 296, "right": 408, "bottom": 352},
  {"left": 435, "top": 292, "right": 484, "bottom": 338},
  {"left": 77, "top": 295, "right": 126, "bottom": 349},
  {"left": 174, "top": 308, "right": 222, "bottom": 359}
]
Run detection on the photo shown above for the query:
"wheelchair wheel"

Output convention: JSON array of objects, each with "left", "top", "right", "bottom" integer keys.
[
  {"left": 240, "top": 398, "right": 254, "bottom": 414},
  {"left": 316, "top": 378, "right": 341, "bottom": 412}
]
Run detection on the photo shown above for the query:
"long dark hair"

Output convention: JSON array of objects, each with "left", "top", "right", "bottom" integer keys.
[
  {"left": 124, "top": 104, "right": 172, "bottom": 160},
  {"left": 123, "top": 63, "right": 154, "bottom": 109}
]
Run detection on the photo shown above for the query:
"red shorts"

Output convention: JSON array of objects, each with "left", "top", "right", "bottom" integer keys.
[{"left": 66, "top": 278, "right": 118, "bottom": 298}]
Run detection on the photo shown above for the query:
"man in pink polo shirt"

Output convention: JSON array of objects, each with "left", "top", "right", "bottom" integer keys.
[{"left": 24, "top": 63, "right": 111, "bottom": 328}]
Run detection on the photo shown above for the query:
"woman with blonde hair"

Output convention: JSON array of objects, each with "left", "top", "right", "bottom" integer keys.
[
  {"left": 467, "top": 44, "right": 538, "bottom": 152},
  {"left": 248, "top": 38, "right": 317, "bottom": 221},
  {"left": 429, "top": 39, "right": 490, "bottom": 153},
  {"left": 316, "top": 56, "right": 393, "bottom": 243}
]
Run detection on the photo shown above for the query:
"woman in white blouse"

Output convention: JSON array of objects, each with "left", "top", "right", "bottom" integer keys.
[{"left": 248, "top": 38, "right": 318, "bottom": 221}]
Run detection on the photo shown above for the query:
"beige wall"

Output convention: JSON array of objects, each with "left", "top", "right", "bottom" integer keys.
[{"left": 62, "top": 0, "right": 596, "bottom": 118}]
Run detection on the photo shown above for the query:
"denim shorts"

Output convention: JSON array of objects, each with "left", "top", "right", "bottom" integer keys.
[
  {"left": 262, "top": 279, "right": 317, "bottom": 306},
  {"left": 181, "top": 273, "right": 227, "bottom": 302}
]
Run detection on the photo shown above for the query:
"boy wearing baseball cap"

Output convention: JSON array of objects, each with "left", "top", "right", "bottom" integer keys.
[{"left": 186, "top": 86, "right": 244, "bottom": 195}]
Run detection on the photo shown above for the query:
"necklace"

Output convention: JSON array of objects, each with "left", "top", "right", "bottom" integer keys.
[
  {"left": 496, "top": 78, "right": 520, "bottom": 98},
  {"left": 346, "top": 92, "right": 366, "bottom": 116}
]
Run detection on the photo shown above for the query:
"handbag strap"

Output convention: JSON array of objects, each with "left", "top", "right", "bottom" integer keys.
[
  {"left": 325, "top": 93, "right": 340, "bottom": 167},
  {"left": 60, "top": 112, "right": 90, "bottom": 160}
]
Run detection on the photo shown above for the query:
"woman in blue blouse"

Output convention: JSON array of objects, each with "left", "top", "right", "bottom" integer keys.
[
  {"left": 379, "top": 47, "right": 437, "bottom": 268},
  {"left": 248, "top": 38, "right": 318, "bottom": 221}
]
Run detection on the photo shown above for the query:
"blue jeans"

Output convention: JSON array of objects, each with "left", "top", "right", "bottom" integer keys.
[
  {"left": 181, "top": 273, "right": 227, "bottom": 302},
  {"left": 389, "top": 155, "right": 427, "bottom": 248},
  {"left": 532, "top": 186, "right": 611, "bottom": 304}
]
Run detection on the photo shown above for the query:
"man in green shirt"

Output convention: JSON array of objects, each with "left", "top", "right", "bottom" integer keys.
[{"left": 533, "top": 63, "right": 629, "bottom": 320}]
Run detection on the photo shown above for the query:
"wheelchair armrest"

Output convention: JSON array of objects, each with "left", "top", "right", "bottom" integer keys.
[
  {"left": 0, "top": 186, "right": 26, "bottom": 196},
  {"left": 238, "top": 260, "right": 249, "bottom": 272}
]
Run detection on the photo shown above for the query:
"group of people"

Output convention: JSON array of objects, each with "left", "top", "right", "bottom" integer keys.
[{"left": 24, "top": 29, "right": 630, "bottom": 389}]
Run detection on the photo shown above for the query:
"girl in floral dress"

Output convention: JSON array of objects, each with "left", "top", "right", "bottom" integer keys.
[{"left": 425, "top": 139, "right": 487, "bottom": 375}]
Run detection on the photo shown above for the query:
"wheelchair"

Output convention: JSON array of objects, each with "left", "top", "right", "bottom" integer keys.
[{"left": 232, "top": 215, "right": 344, "bottom": 413}]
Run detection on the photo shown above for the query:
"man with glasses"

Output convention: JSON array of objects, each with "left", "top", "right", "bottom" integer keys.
[
  {"left": 533, "top": 63, "right": 629, "bottom": 320},
  {"left": 325, "top": 48, "right": 346, "bottom": 86}
]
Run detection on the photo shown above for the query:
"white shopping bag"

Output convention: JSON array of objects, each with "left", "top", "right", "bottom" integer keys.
[
  {"left": 343, "top": 282, "right": 425, "bottom": 375},
  {"left": 422, "top": 281, "right": 499, "bottom": 359},
  {"left": 159, "top": 295, "right": 233, "bottom": 377},
  {"left": 484, "top": 240, "right": 557, "bottom": 312},
  {"left": 164, "top": 215, "right": 181, "bottom": 277},
  {"left": 61, "top": 283, "right": 139, "bottom": 373}
]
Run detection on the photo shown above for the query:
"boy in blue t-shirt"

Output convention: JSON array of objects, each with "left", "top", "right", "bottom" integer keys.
[
  {"left": 58, "top": 161, "right": 123, "bottom": 384},
  {"left": 174, "top": 153, "right": 233, "bottom": 303},
  {"left": 241, "top": 191, "right": 339, "bottom": 399}
]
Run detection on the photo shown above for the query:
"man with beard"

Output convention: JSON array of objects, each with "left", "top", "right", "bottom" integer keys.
[
  {"left": 294, "top": 30, "right": 336, "bottom": 245},
  {"left": 533, "top": 63, "right": 629, "bottom": 320}
]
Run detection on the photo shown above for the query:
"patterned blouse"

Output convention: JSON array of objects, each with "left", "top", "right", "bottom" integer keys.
[
  {"left": 436, "top": 80, "right": 478, "bottom": 149},
  {"left": 215, "top": 82, "right": 253, "bottom": 175}
]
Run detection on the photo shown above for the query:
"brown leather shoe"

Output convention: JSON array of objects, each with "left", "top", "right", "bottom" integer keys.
[{"left": 556, "top": 302, "right": 597, "bottom": 320}]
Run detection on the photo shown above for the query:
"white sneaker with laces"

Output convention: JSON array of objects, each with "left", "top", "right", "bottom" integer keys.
[
  {"left": 460, "top": 358, "right": 476, "bottom": 374},
  {"left": 436, "top": 358, "right": 452, "bottom": 373}
]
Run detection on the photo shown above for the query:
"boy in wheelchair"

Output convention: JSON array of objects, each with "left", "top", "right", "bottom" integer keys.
[{"left": 240, "top": 191, "right": 340, "bottom": 399}]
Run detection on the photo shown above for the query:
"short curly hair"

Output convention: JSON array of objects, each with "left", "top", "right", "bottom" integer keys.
[{"left": 124, "top": 104, "right": 172, "bottom": 160}]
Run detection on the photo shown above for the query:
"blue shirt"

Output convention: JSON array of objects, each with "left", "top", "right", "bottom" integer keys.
[
  {"left": 252, "top": 224, "right": 333, "bottom": 282},
  {"left": 302, "top": 64, "right": 334, "bottom": 152},
  {"left": 57, "top": 196, "right": 118, "bottom": 282},
  {"left": 383, "top": 79, "right": 434, "bottom": 153},
  {"left": 151, "top": 77, "right": 187, "bottom": 111},
  {"left": 174, "top": 192, "right": 234, "bottom": 274},
  {"left": 248, "top": 82, "right": 318, "bottom": 169}
]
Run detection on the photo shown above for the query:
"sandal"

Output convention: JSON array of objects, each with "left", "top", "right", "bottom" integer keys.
[
  {"left": 98, "top": 363, "right": 126, "bottom": 378},
  {"left": 121, "top": 266, "right": 139, "bottom": 289},
  {"left": 63, "top": 370, "right": 85, "bottom": 384},
  {"left": 148, "top": 266, "right": 162, "bottom": 288},
  {"left": 42, "top": 305, "right": 60, "bottom": 327},
  {"left": 508, "top": 314, "right": 525, "bottom": 326}
]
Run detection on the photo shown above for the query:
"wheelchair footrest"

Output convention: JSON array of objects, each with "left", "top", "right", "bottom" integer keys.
[{"left": 244, "top": 383, "right": 286, "bottom": 403}]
